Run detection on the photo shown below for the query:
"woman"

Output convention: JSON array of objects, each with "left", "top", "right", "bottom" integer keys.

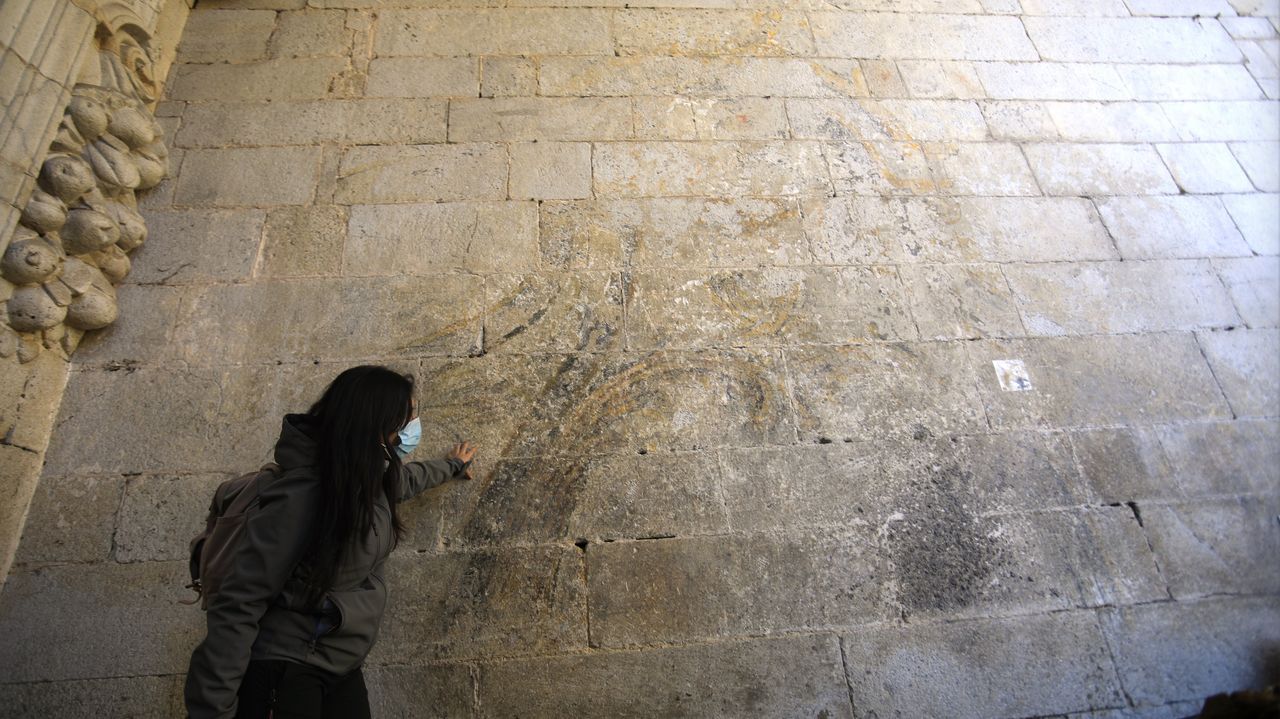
[{"left": 185, "top": 365, "right": 477, "bottom": 719}]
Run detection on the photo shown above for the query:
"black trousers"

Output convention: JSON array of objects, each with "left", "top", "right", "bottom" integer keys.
[{"left": 235, "top": 659, "right": 370, "bottom": 719}]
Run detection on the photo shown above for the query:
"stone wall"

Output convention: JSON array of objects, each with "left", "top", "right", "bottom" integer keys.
[
  {"left": 0, "top": 0, "right": 190, "bottom": 588},
  {"left": 2, "top": 0, "right": 1279, "bottom": 717}
]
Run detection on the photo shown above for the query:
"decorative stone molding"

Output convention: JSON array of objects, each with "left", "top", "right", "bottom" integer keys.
[{"left": 1, "top": 4, "right": 168, "bottom": 363}]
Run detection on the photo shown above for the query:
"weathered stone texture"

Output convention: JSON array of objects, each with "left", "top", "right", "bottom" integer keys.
[
  {"left": 477, "top": 634, "right": 854, "bottom": 718},
  {"left": 842, "top": 612, "right": 1125, "bottom": 719},
  {"left": 1196, "top": 328, "right": 1280, "bottom": 417},
  {"left": 1101, "top": 597, "right": 1280, "bottom": 706}
]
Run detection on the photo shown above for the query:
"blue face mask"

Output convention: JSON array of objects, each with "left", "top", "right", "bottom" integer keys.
[{"left": 393, "top": 417, "right": 421, "bottom": 459}]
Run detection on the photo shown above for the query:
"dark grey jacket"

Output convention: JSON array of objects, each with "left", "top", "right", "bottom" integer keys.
[{"left": 184, "top": 413, "right": 462, "bottom": 719}]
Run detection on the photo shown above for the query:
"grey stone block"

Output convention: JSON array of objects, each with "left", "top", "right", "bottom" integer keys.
[
  {"left": 1163, "top": 101, "right": 1280, "bottom": 142},
  {"left": 172, "top": 276, "right": 483, "bottom": 365},
  {"left": 0, "top": 561, "right": 204, "bottom": 682},
  {"left": 169, "top": 58, "right": 346, "bottom": 102},
  {"left": 477, "top": 634, "right": 854, "bottom": 719},
  {"left": 437, "top": 450, "right": 728, "bottom": 548},
  {"left": 1143, "top": 497, "right": 1280, "bottom": 599},
  {"left": 1096, "top": 196, "right": 1252, "bottom": 259},
  {"left": 373, "top": 9, "right": 611, "bottom": 56},
  {"left": 625, "top": 267, "right": 916, "bottom": 349},
  {"left": 508, "top": 142, "right": 592, "bottom": 200},
  {"left": 367, "top": 58, "right": 479, "bottom": 98},
  {"left": 1024, "top": 143, "right": 1179, "bottom": 196},
  {"left": 634, "top": 97, "right": 789, "bottom": 141},
  {"left": 12, "top": 474, "right": 123, "bottom": 565},
  {"left": 809, "top": 12, "right": 1039, "bottom": 60},
  {"left": 614, "top": 9, "right": 815, "bottom": 57},
  {"left": 926, "top": 142, "right": 1040, "bottom": 196},
  {"left": 484, "top": 272, "right": 624, "bottom": 354},
  {"left": 900, "top": 263, "right": 1025, "bottom": 340},
  {"left": 976, "top": 61, "right": 1130, "bottom": 101},
  {"left": 971, "top": 335, "right": 1232, "bottom": 429},
  {"left": 128, "top": 208, "right": 266, "bottom": 285},
  {"left": 1197, "top": 328, "right": 1280, "bottom": 418},
  {"left": 1070, "top": 426, "right": 1175, "bottom": 504},
  {"left": 177, "top": 10, "right": 275, "bottom": 64},
  {"left": 1005, "top": 260, "right": 1241, "bottom": 336},
  {"left": 176, "top": 99, "right": 448, "bottom": 147},
  {"left": 787, "top": 342, "right": 987, "bottom": 442},
  {"left": 1101, "top": 596, "right": 1280, "bottom": 706},
  {"left": 73, "top": 284, "right": 183, "bottom": 367},
  {"left": 269, "top": 9, "right": 349, "bottom": 58},
  {"left": 346, "top": 202, "right": 538, "bottom": 275},
  {"left": 260, "top": 205, "right": 345, "bottom": 278},
  {"left": 1215, "top": 256, "right": 1280, "bottom": 329},
  {"left": 786, "top": 98, "right": 988, "bottom": 142},
  {"left": 842, "top": 611, "right": 1125, "bottom": 719},
  {"left": 1117, "top": 64, "right": 1264, "bottom": 101},
  {"left": 587, "top": 531, "right": 891, "bottom": 647},
  {"left": 372, "top": 546, "right": 587, "bottom": 663},
  {"left": 334, "top": 144, "right": 507, "bottom": 204},
  {"left": 1024, "top": 17, "right": 1241, "bottom": 63},
  {"left": 539, "top": 197, "right": 808, "bottom": 270},
  {"left": 592, "top": 141, "right": 831, "bottom": 198},
  {"left": 448, "top": 97, "right": 632, "bottom": 142},
  {"left": 114, "top": 474, "right": 232, "bottom": 563},
  {"left": 0, "top": 675, "right": 185, "bottom": 718},
  {"left": 539, "top": 56, "right": 870, "bottom": 98},
  {"left": 1222, "top": 193, "right": 1280, "bottom": 255},
  {"left": 175, "top": 147, "right": 323, "bottom": 207},
  {"left": 365, "top": 663, "right": 475, "bottom": 718}
]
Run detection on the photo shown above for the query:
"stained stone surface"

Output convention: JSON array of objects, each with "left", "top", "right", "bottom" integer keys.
[{"left": 3, "top": 1, "right": 1279, "bottom": 717}]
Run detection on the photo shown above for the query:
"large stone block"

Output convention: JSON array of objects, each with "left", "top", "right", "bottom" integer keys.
[
  {"left": 786, "top": 98, "right": 988, "bottom": 142},
  {"left": 1023, "top": 17, "right": 1242, "bottom": 63},
  {"left": 1223, "top": 192, "right": 1280, "bottom": 255},
  {"left": 127, "top": 208, "right": 266, "bottom": 285},
  {"left": 0, "top": 561, "right": 204, "bottom": 682},
  {"left": 824, "top": 140, "right": 936, "bottom": 195},
  {"left": 373, "top": 9, "right": 612, "bottom": 56},
  {"left": 1229, "top": 141, "right": 1280, "bottom": 192},
  {"left": 1162, "top": 101, "right": 1280, "bottom": 142},
  {"left": 1005, "top": 260, "right": 1241, "bottom": 336},
  {"left": 172, "top": 276, "right": 483, "bottom": 365},
  {"left": 484, "top": 272, "right": 624, "bottom": 353},
  {"left": 365, "top": 57, "right": 479, "bottom": 97},
  {"left": 925, "top": 142, "right": 1040, "bottom": 196},
  {"left": 11, "top": 474, "right": 123, "bottom": 565},
  {"left": 538, "top": 56, "right": 869, "bottom": 98},
  {"left": 371, "top": 546, "right": 587, "bottom": 662},
  {"left": 259, "top": 205, "right": 346, "bottom": 278},
  {"left": 786, "top": 342, "right": 987, "bottom": 441},
  {"left": 970, "top": 334, "right": 1232, "bottom": 429},
  {"left": 447, "top": 97, "right": 632, "bottom": 142},
  {"left": 633, "top": 97, "right": 789, "bottom": 140},
  {"left": 175, "top": 147, "right": 323, "bottom": 207},
  {"left": 177, "top": 9, "right": 275, "bottom": 63},
  {"left": 801, "top": 196, "right": 1116, "bottom": 264},
  {"left": 625, "top": 267, "right": 915, "bottom": 349},
  {"left": 176, "top": 99, "right": 448, "bottom": 147},
  {"left": 334, "top": 144, "right": 507, "bottom": 204},
  {"left": 365, "top": 663, "right": 475, "bottom": 718},
  {"left": 72, "top": 284, "right": 184, "bottom": 367},
  {"left": 1116, "top": 64, "right": 1265, "bottom": 101},
  {"left": 587, "top": 531, "right": 890, "bottom": 647},
  {"left": 169, "top": 58, "right": 346, "bottom": 102},
  {"left": 0, "top": 350, "right": 70, "bottom": 453},
  {"left": 345, "top": 201, "right": 538, "bottom": 275},
  {"left": 1143, "top": 497, "right": 1280, "bottom": 599},
  {"left": 614, "top": 9, "right": 815, "bottom": 56},
  {"left": 1024, "top": 143, "right": 1178, "bottom": 196},
  {"left": 509, "top": 142, "right": 592, "bottom": 200},
  {"left": 1196, "top": 328, "right": 1280, "bottom": 418},
  {"left": 1044, "top": 101, "right": 1180, "bottom": 142},
  {"left": 1096, "top": 196, "right": 1252, "bottom": 259},
  {"left": 895, "top": 60, "right": 986, "bottom": 99},
  {"left": 1215, "top": 256, "right": 1280, "bottom": 328},
  {"left": 539, "top": 197, "right": 809, "bottom": 269},
  {"left": 592, "top": 141, "right": 831, "bottom": 197},
  {"left": 437, "top": 450, "right": 728, "bottom": 548},
  {"left": 808, "top": 12, "right": 1038, "bottom": 60},
  {"left": 842, "top": 611, "right": 1124, "bottom": 719},
  {"left": 0, "top": 675, "right": 185, "bottom": 718},
  {"left": 1157, "top": 142, "right": 1256, "bottom": 194},
  {"left": 900, "top": 263, "right": 1024, "bottom": 339},
  {"left": 269, "top": 9, "right": 349, "bottom": 58},
  {"left": 477, "top": 634, "right": 854, "bottom": 718},
  {"left": 1155, "top": 420, "right": 1280, "bottom": 497},
  {"left": 1101, "top": 596, "right": 1280, "bottom": 706},
  {"left": 975, "top": 61, "right": 1130, "bottom": 101},
  {"left": 114, "top": 473, "right": 233, "bottom": 563}
]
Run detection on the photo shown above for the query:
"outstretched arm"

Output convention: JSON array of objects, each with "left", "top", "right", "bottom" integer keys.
[{"left": 395, "top": 441, "right": 478, "bottom": 502}]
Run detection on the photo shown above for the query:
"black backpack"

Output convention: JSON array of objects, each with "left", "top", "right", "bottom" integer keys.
[{"left": 181, "top": 463, "right": 282, "bottom": 609}]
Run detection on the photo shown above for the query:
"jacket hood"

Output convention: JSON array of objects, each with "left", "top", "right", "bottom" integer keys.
[{"left": 274, "top": 413, "right": 320, "bottom": 469}]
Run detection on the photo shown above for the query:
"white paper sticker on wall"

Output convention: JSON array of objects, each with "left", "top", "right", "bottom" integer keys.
[{"left": 993, "top": 359, "right": 1033, "bottom": 392}]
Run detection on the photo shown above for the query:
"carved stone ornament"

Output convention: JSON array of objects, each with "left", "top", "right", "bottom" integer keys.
[{"left": 1, "top": 6, "right": 169, "bottom": 362}]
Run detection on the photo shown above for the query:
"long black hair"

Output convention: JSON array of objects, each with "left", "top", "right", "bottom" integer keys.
[{"left": 300, "top": 365, "right": 412, "bottom": 608}]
